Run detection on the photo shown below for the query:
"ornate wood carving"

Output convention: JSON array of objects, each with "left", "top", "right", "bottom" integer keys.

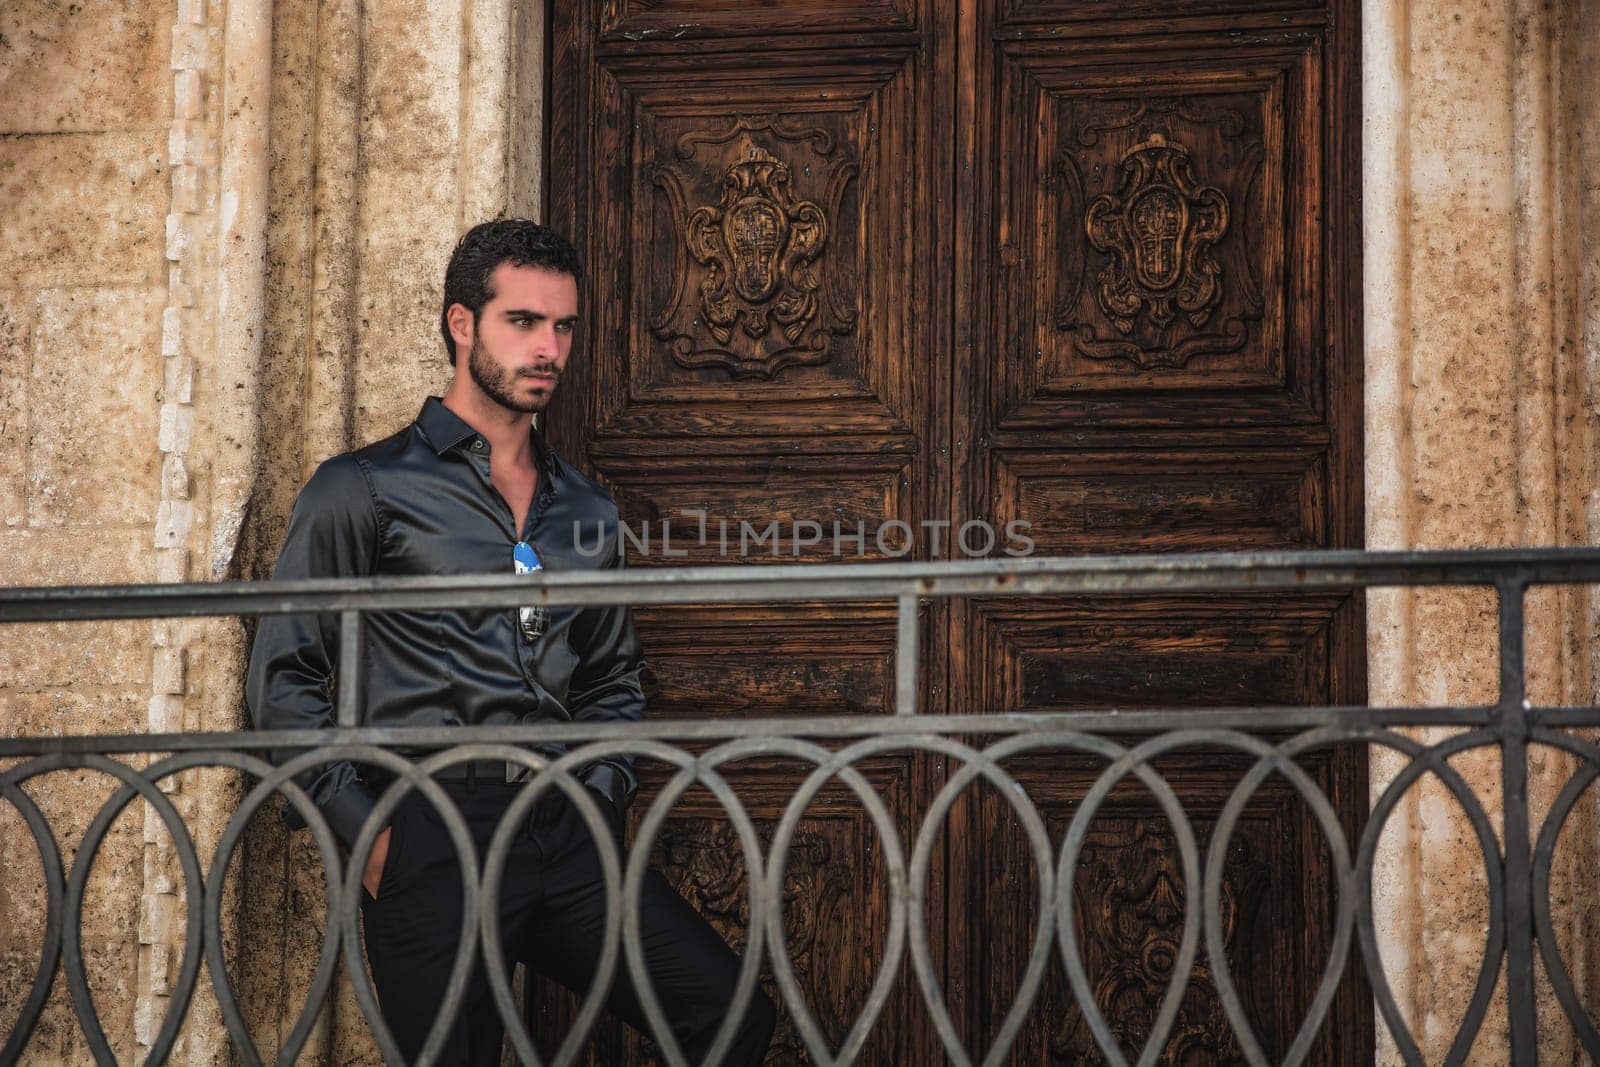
[
  {"left": 550, "top": 0, "right": 1365, "bottom": 1060},
  {"left": 1053, "top": 96, "right": 1264, "bottom": 375},
  {"left": 652, "top": 117, "right": 860, "bottom": 381},
  {"left": 617, "top": 761, "right": 910, "bottom": 1064},
  {"left": 1052, "top": 816, "right": 1273, "bottom": 1061},
  {"left": 560, "top": 47, "right": 921, "bottom": 442},
  {"left": 972, "top": 752, "right": 1321, "bottom": 1065},
  {"left": 980, "top": 50, "right": 1327, "bottom": 429},
  {"left": 1076, "top": 133, "right": 1232, "bottom": 369},
  {"left": 648, "top": 819, "right": 854, "bottom": 1063}
]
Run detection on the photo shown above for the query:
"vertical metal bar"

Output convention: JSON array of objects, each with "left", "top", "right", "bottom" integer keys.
[
  {"left": 895, "top": 593, "right": 919, "bottom": 716},
  {"left": 1498, "top": 578, "right": 1537, "bottom": 1065},
  {"left": 337, "top": 610, "right": 362, "bottom": 727}
]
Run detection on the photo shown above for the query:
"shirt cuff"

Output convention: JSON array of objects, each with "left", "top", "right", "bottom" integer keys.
[
  {"left": 320, "top": 779, "right": 378, "bottom": 851},
  {"left": 581, "top": 762, "right": 630, "bottom": 814}
]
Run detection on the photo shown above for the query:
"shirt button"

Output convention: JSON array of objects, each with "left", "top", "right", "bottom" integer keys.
[{"left": 472, "top": 439, "right": 484, "bottom": 451}]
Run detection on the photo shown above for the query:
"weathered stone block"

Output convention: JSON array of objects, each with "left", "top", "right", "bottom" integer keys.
[
  {"left": 173, "top": 69, "right": 202, "bottom": 121},
  {"left": 0, "top": 801, "right": 51, "bottom": 946},
  {"left": 0, "top": 939, "right": 138, "bottom": 1059},
  {"left": 353, "top": 0, "right": 462, "bottom": 440},
  {"left": 0, "top": 132, "right": 167, "bottom": 287},
  {"left": 158, "top": 402, "right": 193, "bottom": 454},
  {"left": 170, "top": 22, "right": 209, "bottom": 75},
  {"left": 137, "top": 891, "right": 180, "bottom": 945},
  {"left": 73, "top": 810, "right": 150, "bottom": 934},
  {"left": 0, "top": 291, "right": 26, "bottom": 527},
  {"left": 28, "top": 286, "right": 164, "bottom": 526},
  {"left": 160, "top": 453, "right": 190, "bottom": 499},
  {"left": 0, "top": 2, "right": 173, "bottom": 131},
  {"left": 154, "top": 499, "right": 193, "bottom": 548},
  {"left": 0, "top": 689, "right": 148, "bottom": 740},
  {"left": 152, "top": 643, "right": 186, "bottom": 695},
  {"left": 0, "top": 732, "right": 147, "bottom": 1057},
  {"left": 166, "top": 119, "right": 211, "bottom": 166},
  {"left": 143, "top": 841, "right": 177, "bottom": 895},
  {"left": 147, "top": 693, "right": 183, "bottom": 733},
  {"left": 147, "top": 942, "right": 172, "bottom": 996},
  {"left": 0, "top": 529, "right": 152, "bottom": 688},
  {"left": 155, "top": 546, "right": 188, "bottom": 583},
  {"left": 0, "top": 618, "right": 156, "bottom": 692},
  {"left": 0, "top": 526, "right": 149, "bottom": 584},
  {"left": 171, "top": 163, "right": 201, "bottom": 213}
]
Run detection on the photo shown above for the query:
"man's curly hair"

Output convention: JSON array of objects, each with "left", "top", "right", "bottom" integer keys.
[{"left": 440, "top": 219, "right": 582, "bottom": 364}]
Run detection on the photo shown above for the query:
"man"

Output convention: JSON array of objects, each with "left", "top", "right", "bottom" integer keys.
[{"left": 247, "top": 219, "right": 775, "bottom": 1063}]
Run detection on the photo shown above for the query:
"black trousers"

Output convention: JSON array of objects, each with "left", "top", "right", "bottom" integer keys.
[{"left": 360, "top": 779, "right": 776, "bottom": 1064}]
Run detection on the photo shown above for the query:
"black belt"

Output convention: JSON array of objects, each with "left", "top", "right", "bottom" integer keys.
[
  {"left": 365, "top": 758, "right": 545, "bottom": 789},
  {"left": 433, "top": 759, "right": 537, "bottom": 785}
]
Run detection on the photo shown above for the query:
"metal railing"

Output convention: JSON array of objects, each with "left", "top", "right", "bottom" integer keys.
[{"left": 2, "top": 548, "right": 1600, "bottom": 1065}]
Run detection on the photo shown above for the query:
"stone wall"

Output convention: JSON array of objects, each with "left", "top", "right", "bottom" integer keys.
[
  {"left": 1364, "top": 0, "right": 1600, "bottom": 1060},
  {"left": 0, "top": 0, "right": 1596, "bottom": 1061},
  {"left": 4, "top": 0, "right": 210, "bottom": 1058},
  {"left": 1, "top": 0, "right": 538, "bottom": 1057},
  {"left": 1, "top": 0, "right": 280, "bottom": 1055}
]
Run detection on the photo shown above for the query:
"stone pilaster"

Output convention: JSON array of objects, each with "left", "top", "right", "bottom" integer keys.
[
  {"left": 129, "top": 0, "right": 274, "bottom": 1057},
  {"left": 135, "top": 0, "right": 219, "bottom": 1057},
  {"left": 235, "top": 0, "right": 527, "bottom": 1058},
  {"left": 1363, "top": 0, "right": 1600, "bottom": 1060}
]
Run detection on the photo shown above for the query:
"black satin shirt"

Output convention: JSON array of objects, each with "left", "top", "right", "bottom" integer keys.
[{"left": 245, "top": 397, "right": 644, "bottom": 846}]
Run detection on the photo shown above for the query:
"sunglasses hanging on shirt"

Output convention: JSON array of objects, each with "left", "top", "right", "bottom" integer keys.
[{"left": 513, "top": 540, "right": 549, "bottom": 642}]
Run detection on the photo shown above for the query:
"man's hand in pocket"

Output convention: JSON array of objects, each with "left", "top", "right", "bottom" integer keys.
[{"left": 363, "top": 827, "right": 392, "bottom": 898}]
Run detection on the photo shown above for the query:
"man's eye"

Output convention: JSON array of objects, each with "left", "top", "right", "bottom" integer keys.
[{"left": 555, "top": 321, "right": 574, "bottom": 333}]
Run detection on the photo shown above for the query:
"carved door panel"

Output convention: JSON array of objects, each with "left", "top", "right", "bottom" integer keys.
[
  {"left": 545, "top": 0, "right": 1365, "bottom": 1062},
  {"left": 545, "top": 3, "right": 953, "bottom": 1062},
  {"left": 949, "top": 0, "right": 1366, "bottom": 1062}
]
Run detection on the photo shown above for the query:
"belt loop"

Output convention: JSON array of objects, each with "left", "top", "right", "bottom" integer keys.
[{"left": 466, "top": 762, "right": 478, "bottom": 792}]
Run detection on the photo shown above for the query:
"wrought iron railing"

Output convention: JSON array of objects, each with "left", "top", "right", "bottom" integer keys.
[{"left": 2, "top": 549, "right": 1599, "bottom": 1065}]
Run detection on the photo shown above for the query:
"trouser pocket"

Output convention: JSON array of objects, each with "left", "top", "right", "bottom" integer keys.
[{"left": 372, "top": 794, "right": 412, "bottom": 900}]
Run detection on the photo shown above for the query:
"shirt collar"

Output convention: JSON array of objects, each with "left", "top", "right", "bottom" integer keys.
[{"left": 415, "top": 396, "right": 558, "bottom": 476}]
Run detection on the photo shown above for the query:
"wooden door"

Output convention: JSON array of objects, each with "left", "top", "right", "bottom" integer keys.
[
  {"left": 545, "top": 0, "right": 1365, "bottom": 1061},
  {"left": 545, "top": 5, "right": 953, "bottom": 1060}
]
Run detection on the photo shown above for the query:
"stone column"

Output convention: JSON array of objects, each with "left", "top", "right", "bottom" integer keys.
[
  {"left": 1364, "top": 0, "right": 1600, "bottom": 1060},
  {"left": 236, "top": 0, "right": 530, "bottom": 1059}
]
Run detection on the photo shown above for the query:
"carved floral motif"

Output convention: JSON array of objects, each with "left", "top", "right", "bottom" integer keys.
[
  {"left": 1049, "top": 818, "right": 1270, "bottom": 1062},
  {"left": 1084, "top": 134, "right": 1229, "bottom": 340},
  {"left": 1055, "top": 103, "right": 1264, "bottom": 373},
  {"left": 686, "top": 148, "right": 828, "bottom": 347},
  {"left": 646, "top": 819, "right": 855, "bottom": 1064},
  {"left": 653, "top": 116, "right": 859, "bottom": 381}
]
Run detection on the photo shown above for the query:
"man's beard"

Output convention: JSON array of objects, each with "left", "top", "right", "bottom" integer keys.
[{"left": 467, "top": 335, "right": 560, "bottom": 414}]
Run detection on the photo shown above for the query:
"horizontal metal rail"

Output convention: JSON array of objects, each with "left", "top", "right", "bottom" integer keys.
[
  {"left": 4, "top": 547, "right": 1600, "bottom": 623},
  {"left": 0, "top": 549, "right": 1596, "bottom": 1065}
]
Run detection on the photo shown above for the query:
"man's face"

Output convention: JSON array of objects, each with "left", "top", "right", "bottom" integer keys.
[{"left": 455, "top": 263, "right": 579, "bottom": 415}]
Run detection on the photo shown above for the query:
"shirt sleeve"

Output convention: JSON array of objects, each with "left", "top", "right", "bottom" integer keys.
[
  {"left": 563, "top": 528, "right": 646, "bottom": 810},
  {"left": 245, "top": 454, "right": 382, "bottom": 848}
]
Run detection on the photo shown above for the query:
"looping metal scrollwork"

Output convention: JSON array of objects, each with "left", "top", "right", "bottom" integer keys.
[
  {"left": 3, "top": 715, "right": 1593, "bottom": 1065},
  {"left": 1527, "top": 729, "right": 1600, "bottom": 1061}
]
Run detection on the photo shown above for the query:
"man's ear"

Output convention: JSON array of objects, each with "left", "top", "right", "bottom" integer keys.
[{"left": 446, "top": 303, "right": 475, "bottom": 363}]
